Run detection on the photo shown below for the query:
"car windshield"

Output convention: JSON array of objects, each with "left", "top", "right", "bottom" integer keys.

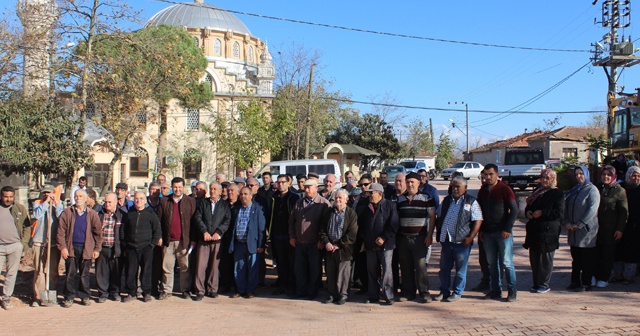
[
  {"left": 451, "top": 162, "right": 466, "bottom": 168},
  {"left": 384, "top": 166, "right": 403, "bottom": 173},
  {"left": 400, "top": 162, "right": 417, "bottom": 168}
]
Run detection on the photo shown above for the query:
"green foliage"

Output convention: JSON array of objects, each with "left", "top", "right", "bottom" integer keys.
[
  {"left": 203, "top": 100, "right": 282, "bottom": 170},
  {"left": 553, "top": 164, "right": 576, "bottom": 191},
  {"left": 0, "top": 96, "right": 93, "bottom": 176},
  {"left": 561, "top": 155, "right": 580, "bottom": 166},
  {"left": 435, "top": 131, "right": 458, "bottom": 170},
  {"left": 402, "top": 119, "right": 436, "bottom": 158},
  {"left": 326, "top": 112, "right": 402, "bottom": 167}
]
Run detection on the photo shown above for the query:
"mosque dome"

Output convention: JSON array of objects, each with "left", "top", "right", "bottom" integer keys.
[{"left": 144, "top": 0, "right": 251, "bottom": 35}]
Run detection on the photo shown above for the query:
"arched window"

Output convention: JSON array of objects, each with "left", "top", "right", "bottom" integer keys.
[
  {"left": 213, "top": 39, "right": 222, "bottom": 56},
  {"left": 204, "top": 74, "right": 213, "bottom": 92},
  {"left": 186, "top": 108, "right": 199, "bottom": 131},
  {"left": 194, "top": 37, "right": 199, "bottom": 47},
  {"left": 248, "top": 46, "right": 254, "bottom": 63},
  {"left": 130, "top": 147, "right": 149, "bottom": 177},
  {"left": 233, "top": 42, "right": 240, "bottom": 58}
]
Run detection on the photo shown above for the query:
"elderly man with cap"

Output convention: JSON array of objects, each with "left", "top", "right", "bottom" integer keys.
[
  {"left": 289, "top": 178, "right": 331, "bottom": 299},
  {"left": 95, "top": 192, "right": 125, "bottom": 303},
  {"left": 31, "top": 185, "right": 64, "bottom": 307},
  {"left": 359, "top": 183, "right": 399, "bottom": 305},
  {"left": 115, "top": 183, "right": 133, "bottom": 214},
  {"left": 396, "top": 172, "right": 437, "bottom": 303},
  {"left": 319, "top": 189, "right": 358, "bottom": 305},
  {"left": 57, "top": 189, "right": 103, "bottom": 308},
  {"left": 234, "top": 176, "right": 247, "bottom": 188}
]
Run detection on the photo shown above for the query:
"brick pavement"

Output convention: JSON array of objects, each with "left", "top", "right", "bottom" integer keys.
[{"left": 2, "top": 179, "right": 640, "bottom": 335}]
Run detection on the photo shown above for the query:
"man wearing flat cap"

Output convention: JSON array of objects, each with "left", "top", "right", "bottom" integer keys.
[{"left": 289, "top": 178, "right": 330, "bottom": 299}]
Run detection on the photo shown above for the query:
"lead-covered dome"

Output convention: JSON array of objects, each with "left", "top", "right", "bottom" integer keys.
[{"left": 144, "top": 0, "right": 251, "bottom": 35}]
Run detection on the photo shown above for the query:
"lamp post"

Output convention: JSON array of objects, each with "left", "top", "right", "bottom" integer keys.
[{"left": 448, "top": 102, "right": 469, "bottom": 160}]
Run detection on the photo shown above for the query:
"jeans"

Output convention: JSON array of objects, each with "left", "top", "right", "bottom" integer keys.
[
  {"left": 0, "top": 242, "right": 23, "bottom": 301},
  {"left": 439, "top": 242, "right": 472, "bottom": 296},
  {"left": 483, "top": 231, "right": 517, "bottom": 292},
  {"left": 233, "top": 242, "right": 259, "bottom": 294}
]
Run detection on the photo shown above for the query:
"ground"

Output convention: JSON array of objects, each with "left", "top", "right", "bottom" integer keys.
[{"left": 1, "top": 178, "right": 639, "bottom": 335}]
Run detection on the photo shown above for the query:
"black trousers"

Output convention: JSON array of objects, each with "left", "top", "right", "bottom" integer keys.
[
  {"left": 151, "top": 245, "right": 163, "bottom": 296},
  {"left": 294, "top": 243, "right": 320, "bottom": 297},
  {"left": 219, "top": 242, "right": 236, "bottom": 291},
  {"left": 595, "top": 243, "right": 616, "bottom": 282},
  {"left": 125, "top": 245, "right": 153, "bottom": 296},
  {"left": 64, "top": 246, "right": 92, "bottom": 300},
  {"left": 529, "top": 248, "right": 555, "bottom": 289},
  {"left": 95, "top": 247, "right": 122, "bottom": 297},
  {"left": 478, "top": 239, "right": 490, "bottom": 285},
  {"left": 570, "top": 246, "right": 597, "bottom": 286},
  {"left": 272, "top": 237, "right": 295, "bottom": 292}
]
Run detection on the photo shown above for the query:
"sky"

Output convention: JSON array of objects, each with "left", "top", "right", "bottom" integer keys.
[{"left": 8, "top": 0, "right": 640, "bottom": 149}]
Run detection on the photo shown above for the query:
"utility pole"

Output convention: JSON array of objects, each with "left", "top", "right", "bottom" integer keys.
[
  {"left": 448, "top": 102, "right": 469, "bottom": 160},
  {"left": 429, "top": 118, "right": 435, "bottom": 151},
  {"left": 591, "top": 0, "right": 640, "bottom": 141},
  {"left": 304, "top": 64, "right": 315, "bottom": 158}
]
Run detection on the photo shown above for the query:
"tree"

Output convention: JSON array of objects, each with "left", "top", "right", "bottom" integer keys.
[
  {"left": 327, "top": 113, "right": 402, "bottom": 168},
  {"left": 583, "top": 111, "right": 607, "bottom": 129},
  {"left": 202, "top": 99, "right": 283, "bottom": 171},
  {"left": 435, "top": 131, "right": 458, "bottom": 170},
  {"left": 401, "top": 118, "right": 436, "bottom": 158},
  {"left": 0, "top": 96, "right": 93, "bottom": 180},
  {"left": 81, "top": 25, "right": 211, "bottom": 195}
]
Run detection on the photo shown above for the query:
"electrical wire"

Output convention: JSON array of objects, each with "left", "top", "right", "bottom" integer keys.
[{"left": 153, "top": 0, "right": 590, "bottom": 53}]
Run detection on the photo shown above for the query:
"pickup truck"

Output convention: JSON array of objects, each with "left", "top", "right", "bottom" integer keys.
[{"left": 498, "top": 149, "right": 545, "bottom": 190}]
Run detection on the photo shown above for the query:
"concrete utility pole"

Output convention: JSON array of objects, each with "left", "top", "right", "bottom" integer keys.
[
  {"left": 448, "top": 102, "right": 469, "bottom": 160},
  {"left": 591, "top": 0, "right": 640, "bottom": 139},
  {"left": 304, "top": 64, "right": 315, "bottom": 159}
]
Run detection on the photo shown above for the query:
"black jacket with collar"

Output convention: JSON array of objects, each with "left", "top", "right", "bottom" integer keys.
[
  {"left": 98, "top": 208, "right": 125, "bottom": 257},
  {"left": 193, "top": 197, "right": 231, "bottom": 243},
  {"left": 356, "top": 198, "right": 399, "bottom": 251},
  {"left": 319, "top": 206, "right": 358, "bottom": 261}
]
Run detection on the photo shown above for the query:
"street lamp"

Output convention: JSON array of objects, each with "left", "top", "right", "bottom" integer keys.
[{"left": 448, "top": 102, "right": 469, "bottom": 160}]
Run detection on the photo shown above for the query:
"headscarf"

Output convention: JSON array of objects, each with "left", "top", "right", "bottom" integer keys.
[
  {"left": 566, "top": 165, "right": 591, "bottom": 200},
  {"left": 600, "top": 165, "right": 617, "bottom": 185},
  {"left": 625, "top": 166, "right": 640, "bottom": 187},
  {"left": 527, "top": 168, "right": 557, "bottom": 205}
]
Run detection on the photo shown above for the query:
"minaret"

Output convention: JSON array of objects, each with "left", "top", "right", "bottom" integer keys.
[
  {"left": 257, "top": 43, "right": 275, "bottom": 96},
  {"left": 16, "top": 0, "right": 59, "bottom": 97}
]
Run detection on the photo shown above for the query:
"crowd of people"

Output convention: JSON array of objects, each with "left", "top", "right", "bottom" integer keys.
[{"left": 0, "top": 162, "right": 638, "bottom": 310}]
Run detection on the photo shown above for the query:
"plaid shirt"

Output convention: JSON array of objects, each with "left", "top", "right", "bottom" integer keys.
[
  {"left": 328, "top": 207, "right": 346, "bottom": 242},
  {"left": 235, "top": 203, "right": 252, "bottom": 242},
  {"left": 101, "top": 212, "right": 119, "bottom": 247}
]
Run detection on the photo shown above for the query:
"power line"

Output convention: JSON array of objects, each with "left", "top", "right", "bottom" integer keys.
[
  {"left": 317, "top": 96, "right": 601, "bottom": 115},
  {"left": 153, "top": 0, "right": 590, "bottom": 53}
]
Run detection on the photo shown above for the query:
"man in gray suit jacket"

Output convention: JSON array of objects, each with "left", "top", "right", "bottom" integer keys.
[
  {"left": 229, "top": 187, "right": 265, "bottom": 298},
  {"left": 193, "top": 182, "right": 231, "bottom": 301}
]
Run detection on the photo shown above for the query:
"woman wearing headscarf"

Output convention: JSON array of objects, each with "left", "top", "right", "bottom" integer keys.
[
  {"left": 613, "top": 166, "right": 640, "bottom": 284},
  {"left": 564, "top": 166, "right": 600, "bottom": 292},
  {"left": 523, "top": 169, "right": 565, "bottom": 293},
  {"left": 594, "top": 165, "right": 628, "bottom": 288}
]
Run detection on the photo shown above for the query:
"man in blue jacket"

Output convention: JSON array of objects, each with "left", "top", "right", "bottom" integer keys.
[{"left": 229, "top": 187, "right": 265, "bottom": 299}]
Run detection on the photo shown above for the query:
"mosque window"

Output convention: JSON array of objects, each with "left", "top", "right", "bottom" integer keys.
[
  {"left": 233, "top": 42, "right": 240, "bottom": 58},
  {"left": 135, "top": 109, "right": 147, "bottom": 126},
  {"left": 204, "top": 74, "right": 214, "bottom": 91},
  {"left": 130, "top": 148, "right": 149, "bottom": 177},
  {"left": 84, "top": 102, "right": 95, "bottom": 119},
  {"left": 214, "top": 39, "right": 221, "bottom": 56},
  {"left": 194, "top": 37, "right": 199, "bottom": 47},
  {"left": 186, "top": 108, "right": 199, "bottom": 131},
  {"left": 248, "top": 46, "right": 254, "bottom": 63}
]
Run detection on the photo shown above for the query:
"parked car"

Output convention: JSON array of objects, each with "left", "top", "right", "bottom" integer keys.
[
  {"left": 256, "top": 159, "right": 341, "bottom": 188},
  {"left": 440, "top": 161, "right": 484, "bottom": 180},
  {"left": 399, "top": 160, "right": 428, "bottom": 173},
  {"left": 382, "top": 165, "right": 406, "bottom": 181}
]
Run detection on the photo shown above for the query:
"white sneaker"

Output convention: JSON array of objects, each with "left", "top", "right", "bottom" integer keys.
[{"left": 595, "top": 280, "right": 609, "bottom": 288}]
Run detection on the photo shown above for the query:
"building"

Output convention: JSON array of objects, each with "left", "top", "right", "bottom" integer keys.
[
  {"left": 470, "top": 127, "right": 605, "bottom": 165},
  {"left": 311, "top": 143, "right": 380, "bottom": 179},
  {"left": 82, "top": 0, "right": 275, "bottom": 192}
]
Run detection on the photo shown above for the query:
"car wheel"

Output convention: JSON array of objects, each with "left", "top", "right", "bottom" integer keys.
[
  {"left": 518, "top": 186, "right": 527, "bottom": 191},
  {"left": 443, "top": 177, "right": 448, "bottom": 181}
]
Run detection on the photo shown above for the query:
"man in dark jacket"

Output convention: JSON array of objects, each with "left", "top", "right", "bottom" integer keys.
[
  {"left": 96, "top": 192, "right": 125, "bottom": 303},
  {"left": 121, "top": 192, "right": 161, "bottom": 303},
  {"left": 319, "top": 189, "right": 358, "bottom": 305},
  {"left": 270, "top": 174, "right": 300, "bottom": 296},
  {"left": 229, "top": 187, "right": 266, "bottom": 298},
  {"left": 193, "top": 182, "right": 231, "bottom": 301},
  {"left": 157, "top": 177, "right": 197, "bottom": 300},
  {"left": 477, "top": 164, "right": 519, "bottom": 302},
  {"left": 359, "top": 183, "right": 399, "bottom": 305}
]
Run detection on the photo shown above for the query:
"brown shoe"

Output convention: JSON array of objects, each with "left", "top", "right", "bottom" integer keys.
[{"left": 246, "top": 292, "right": 256, "bottom": 299}]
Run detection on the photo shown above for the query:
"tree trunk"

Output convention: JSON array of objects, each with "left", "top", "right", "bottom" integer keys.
[
  {"left": 100, "top": 153, "right": 122, "bottom": 197},
  {"left": 156, "top": 103, "right": 168, "bottom": 174}
]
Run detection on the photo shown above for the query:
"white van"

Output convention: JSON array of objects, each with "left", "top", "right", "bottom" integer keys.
[{"left": 256, "top": 159, "right": 341, "bottom": 188}]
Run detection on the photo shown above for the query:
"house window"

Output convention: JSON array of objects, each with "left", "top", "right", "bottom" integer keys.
[
  {"left": 248, "top": 46, "right": 254, "bottom": 63},
  {"left": 204, "top": 74, "right": 213, "bottom": 92},
  {"left": 496, "top": 149, "right": 503, "bottom": 164},
  {"left": 186, "top": 108, "right": 199, "bottom": 131},
  {"left": 562, "top": 148, "right": 578, "bottom": 158},
  {"left": 233, "top": 42, "right": 240, "bottom": 58},
  {"left": 130, "top": 148, "right": 149, "bottom": 177},
  {"left": 135, "top": 110, "right": 146, "bottom": 125},
  {"left": 84, "top": 163, "right": 110, "bottom": 190},
  {"left": 214, "top": 39, "right": 221, "bottom": 56}
]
